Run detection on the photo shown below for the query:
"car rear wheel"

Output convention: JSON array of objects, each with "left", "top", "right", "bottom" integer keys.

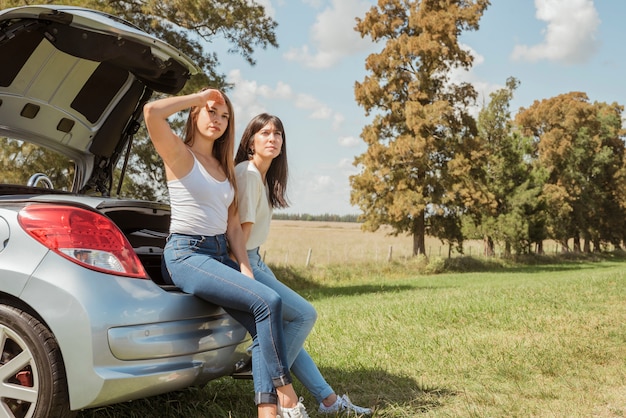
[{"left": 0, "top": 304, "right": 74, "bottom": 418}]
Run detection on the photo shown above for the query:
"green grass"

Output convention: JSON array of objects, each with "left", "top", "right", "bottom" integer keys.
[{"left": 78, "top": 254, "right": 626, "bottom": 417}]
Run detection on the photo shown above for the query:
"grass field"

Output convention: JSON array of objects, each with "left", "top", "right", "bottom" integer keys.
[
  {"left": 77, "top": 221, "right": 626, "bottom": 417},
  {"left": 261, "top": 220, "right": 569, "bottom": 266},
  {"left": 261, "top": 220, "right": 457, "bottom": 265}
]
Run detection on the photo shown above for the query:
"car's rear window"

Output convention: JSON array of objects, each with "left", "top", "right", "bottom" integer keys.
[{"left": 0, "top": 136, "right": 74, "bottom": 191}]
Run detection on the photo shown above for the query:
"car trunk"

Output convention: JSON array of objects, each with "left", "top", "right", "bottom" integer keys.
[
  {"left": 98, "top": 201, "right": 173, "bottom": 286},
  {"left": 0, "top": 5, "right": 199, "bottom": 196}
]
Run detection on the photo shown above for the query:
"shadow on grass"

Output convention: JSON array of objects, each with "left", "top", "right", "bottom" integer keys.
[
  {"left": 305, "top": 366, "right": 457, "bottom": 416},
  {"left": 77, "top": 367, "right": 455, "bottom": 417},
  {"left": 270, "top": 264, "right": 444, "bottom": 301},
  {"left": 301, "top": 283, "right": 421, "bottom": 301}
]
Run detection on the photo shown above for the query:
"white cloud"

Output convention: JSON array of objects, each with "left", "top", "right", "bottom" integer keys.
[
  {"left": 448, "top": 45, "right": 503, "bottom": 117},
  {"left": 273, "top": 81, "right": 293, "bottom": 99},
  {"left": 227, "top": 69, "right": 348, "bottom": 139},
  {"left": 283, "top": 162, "right": 358, "bottom": 215},
  {"left": 294, "top": 93, "right": 334, "bottom": 120},
  {"left": 311, "top": 175, "right": 335, "bottom": 192},
  {"left": 338, "top": 135, "right": 360, "bottom": 147},
  {"left": 511, "top": 0, "right": 600, "bottom": 64},
  {"left": 226, "top": 69, "right": 274, "bottom": 123},
  {"left": 332, "top": 113, "right": 345, "bottom": 130},
  {"left": 338, "top": 157, "right": 357, "bottom": 171},
  {"left": 284, "top": 0, "right": 374, "bottom": 69}
]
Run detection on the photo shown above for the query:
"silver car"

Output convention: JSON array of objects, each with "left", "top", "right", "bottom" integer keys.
[{"left": 0, "top": 5, "right": 251, "bottom": 418}]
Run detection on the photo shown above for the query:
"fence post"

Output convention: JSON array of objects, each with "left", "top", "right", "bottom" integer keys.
[
  {"left": 387, "top": 245, "right": 393, "bottom": 262},
  {"left": 306, "top": 248, "right": 312, "bottom": 267}
]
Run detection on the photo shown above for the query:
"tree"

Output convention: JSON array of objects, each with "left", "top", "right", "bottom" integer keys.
[
  {"left": 0, "top": 138, "right": 74, "bottom": 188},
  {"left": 588, "top": 102, "right": 626, "bottom": 250},
  {"left": 350, "top": 0, "right": 491, "bottom": 256},
  {"left": 0, "top": 0, "right": 278, "bottom": 199},
  {"left": 472, "top": 77, "right": 546, "bottom": 256},
  {"left": 516, "top": 93, "right": 626, "bottom": 252}
]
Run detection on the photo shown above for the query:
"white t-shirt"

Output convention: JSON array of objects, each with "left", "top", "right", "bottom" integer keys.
[
  {"left": 235, "top": 160, "right": 272, "bottom": 250},
  {"left": 168, "top": 153, "right": 234, "bottom": 236}
]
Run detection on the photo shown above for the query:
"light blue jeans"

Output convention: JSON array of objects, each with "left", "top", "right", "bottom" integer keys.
[
  {"left": 248, "top": 248, "right": 334, "bottom": 403},
  {"left": 163, "top": 233, "right": 292, "bottom": 405}
]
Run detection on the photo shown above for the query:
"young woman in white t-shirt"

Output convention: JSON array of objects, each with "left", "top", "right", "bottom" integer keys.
[{"left": 235, "top": 113, "right": 372, "bottom": 415}]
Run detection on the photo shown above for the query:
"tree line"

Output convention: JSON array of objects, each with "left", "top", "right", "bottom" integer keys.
[
  {"left": 349, "top": 1, "right": 626, "bottom": 257},
  {"left": 272, "top": 213, "right": 360, "bottom": 223},
  {"left": 470, "top": 81, "right": 624, "bottom": 256}
]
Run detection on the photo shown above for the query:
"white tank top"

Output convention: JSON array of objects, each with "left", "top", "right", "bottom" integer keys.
[{"left": 167, "top": 153, "right": 234, "bottom": 236}]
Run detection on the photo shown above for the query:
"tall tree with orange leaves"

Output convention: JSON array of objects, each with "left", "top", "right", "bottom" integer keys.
[{"left": 350, "top": 0, "right": 491, "bottom": 256}]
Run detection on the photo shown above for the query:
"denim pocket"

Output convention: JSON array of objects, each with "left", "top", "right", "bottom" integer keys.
[{"left": 169, "top": 237, "right": 198, "bottom": 258}]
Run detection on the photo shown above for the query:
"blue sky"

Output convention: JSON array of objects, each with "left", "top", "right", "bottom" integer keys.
[{"left": 213, "top": 0, "right": 625, "bottom": 216}]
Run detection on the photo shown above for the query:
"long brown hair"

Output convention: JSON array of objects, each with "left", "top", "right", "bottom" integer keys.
[
  {"left": 235, "top": 113, "right": 289, "bottom": 209},
  {"left": 182, "top": 88, "right": 238, "bottom": 201}
]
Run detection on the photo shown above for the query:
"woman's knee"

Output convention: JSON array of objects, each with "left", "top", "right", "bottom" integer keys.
[
  {"left": 283, "top": 296, "right": 317, "bottom": 327},
  {"left": 253, "top": 287, "right": 283, "bottom": 317},
  {"left": 299, "top": 301, "right": 318, "bottom": 325},
  {"left": 265, "top": 289, "right": 283, "bottom": 311}
]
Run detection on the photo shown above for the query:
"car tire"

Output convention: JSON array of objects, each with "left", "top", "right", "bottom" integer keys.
[{"left": 0, "top": 304, "right": 75, "bottom": 418}]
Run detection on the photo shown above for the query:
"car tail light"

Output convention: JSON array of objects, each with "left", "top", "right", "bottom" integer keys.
[{"left": 18, "top": 204, "right": 148, "bottom": 279}]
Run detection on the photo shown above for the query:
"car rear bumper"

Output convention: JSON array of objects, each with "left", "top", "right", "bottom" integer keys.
[
  {"left": 87, "top": 338, "right": 251, "bottom": 408},
  {"left": 17, "top": 251, "right": 252, "bottom": 410}
]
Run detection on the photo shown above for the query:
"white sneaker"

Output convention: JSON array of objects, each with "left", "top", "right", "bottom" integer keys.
[
  {"left": 318, "top": 394, "right": 372, "bottom": 415},
  {"left": 278, "top": 397, "right": 310, "bottom": 418}
]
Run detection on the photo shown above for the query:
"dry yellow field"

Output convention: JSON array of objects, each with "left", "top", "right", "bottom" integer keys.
[{"left": 261, "top": 220, "right": 486, "bottom": 266}]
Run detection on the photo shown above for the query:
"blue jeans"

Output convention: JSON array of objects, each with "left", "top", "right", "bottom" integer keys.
[
  {"left": 163, "top": 233, "right": 292, "bottom": 405},
  {"left": 248, "top": 248, "right": 334, "bottom": 403}
]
